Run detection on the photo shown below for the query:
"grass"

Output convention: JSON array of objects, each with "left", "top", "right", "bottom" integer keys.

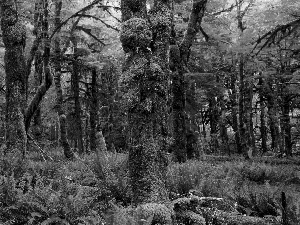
[{"left": 0, "top": 147, "right": 300, "bottom": 224}]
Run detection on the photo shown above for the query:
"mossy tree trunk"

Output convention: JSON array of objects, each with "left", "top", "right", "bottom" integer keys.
[
  {"left": 170, "top": 0, "right": 208, "bottom": 162},
  {"left": 1, "top": 0, "right": 27, "bottom": 154},
  {"left": 53, "top": 0, "right": 74, "bottom": 159},
  {"left": 120, "top": 0, "right": 171, "bottom": 204}
]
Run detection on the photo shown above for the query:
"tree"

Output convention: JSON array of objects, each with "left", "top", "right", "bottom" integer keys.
[
  {"left": 171, "top": 0, "right": 208, "bottom": 162},
  {"left": 1, "top": 0, "right": 27, "bottom": 153},
  {"left": 53, "top": 0, "right": 74, "bottom": 159},
  {"left": 120, "top": 0, "right": 171, "bottom": 204}
]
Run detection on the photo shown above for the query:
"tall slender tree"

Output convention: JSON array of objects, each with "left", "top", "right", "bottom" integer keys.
[
  {"left": 171, "top": 0, "right": 208, "bottom": 162},
  {"left": 53, "top": 0, "right": 74, "bottom": 159}
]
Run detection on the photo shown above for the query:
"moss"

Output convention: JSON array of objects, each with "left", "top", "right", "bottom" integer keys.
[
  {"left": 137, "top": 203, "right": 173, "bottom": 225},
  {"left": 149, "top": 3, "right": 172, "bottom": 32},
  {"left": 120, "top": 18, "right": 152, "bottom": 53},
  {"left": 2, "top": 22, "right": 26, "bottom": 48}
]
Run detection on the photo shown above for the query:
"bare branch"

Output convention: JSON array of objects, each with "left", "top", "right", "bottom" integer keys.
[
  {"left": 76, "top": 14, "right": 120, "bottom": 32},
  {"left": 75, "top": 25, "right": 106, "bottom": 45},
  {"left": 49, "top": 0, "right": 102, "bottom": 40}
]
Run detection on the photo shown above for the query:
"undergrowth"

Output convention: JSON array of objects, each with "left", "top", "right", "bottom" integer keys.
[{"left": 0, "top": 148, "right": 300, "bottom": 224}]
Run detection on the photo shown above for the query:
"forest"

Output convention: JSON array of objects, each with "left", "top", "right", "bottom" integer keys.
[{"left": 0, "top": 0, "right": 300, "bottom": 224}]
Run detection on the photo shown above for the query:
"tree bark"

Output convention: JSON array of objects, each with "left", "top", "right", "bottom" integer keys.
[
  {"left": 230, "top": 72, "right": 241, "bottom": 153},
  {"left": 209, "top": 97, "right": 219, "bottom": 153},
  {"left": 258, "top": 77, "right": 267, "bottom": 153},
  {"left": 53, "top": 0, "right": 74, "bottom": 159},
  {"left": 1, "top": 0, "right": 27, "bottom": 154},
  {"left": 90, "top": 68, "right": 99, "bottom": 152},
  {"left": 266, "top": 80, "right": 280, "bottom": 152},
  {"left": 247, "top": 79, "right": 256, "bottom": 156},
  {"left": 72, "top": 45, "right": 84, "bottom": 154},
  {"left": 31, "top": 0, "right": 44, "bottom": 137},
  {"left": 24, "top": 0, "right": 53, "bottom": 134},
  {"left": 120, "top": 0, "right": 171, "bottom": 204},
  {"left": 170, "top": 45, "right": 187, "bottom": 162},
  {"left": 220, "top": 96, "right": 230, "bottom": 155},
  {"left": 282, "top": 95, "right": 292, "bottom": 156},
  {"left": 171, "top": 0, "right": 208, "bottom": 162},
  {"left": 236, "top": 0, "right": 253, "bottom": 158}
]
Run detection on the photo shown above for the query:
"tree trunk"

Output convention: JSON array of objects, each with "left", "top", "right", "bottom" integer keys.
[
  {"left": 120, "top": 0, "right": 170, "bottom": 204},
  {"left": 220, "top": 97, "right": 230, "bottom": 155},
  {"left": 230, "top": 72, "right": 241, "bottom": 153},
  {"left": 1, "top": 0, "right": 27, "bottom": 154},
  {"left": 209, "top": 97, "right": 219, "bottom": 153},
  {"left": 282, "top": 95, "right": 292, "bottom": 156},
  {"left": 31, "top": 49, "right": 43, "bottom": 138},
  {"left": 236, "top": 0, "right": 251, "bottom": 158},
  {"left": 90, "top": 68, "right": 99, "bottom": 152},
  {"left": 24, "top": 0, "right": 53, "bottom": 141},
  {"left": 246, "top": 79, "right": 255, "bottom": 157},
  {"left": 72, "top": 46, "right": 84, "bottom": 154},
  {"left": 31, "top": 0, "right": 44, "bottom": 138},
  {"left": 53, "top": 0, "right": 73, "bottom": 159},
  {"left": 171, "top": 0, "right": 208, "bottom": 162},
  {"left": 258, "top": 78, "right": 267, "bottom": 153},
  {"left": 170, "top": 46, "right": 186, "bottom": 162},
  {"left": 266, "top": 85, "right": 280, "bottom": 152}
]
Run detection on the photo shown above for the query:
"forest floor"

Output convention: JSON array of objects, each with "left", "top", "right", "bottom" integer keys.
[{"left": 1, "top": 146, "right": 300, "bottom": 224}]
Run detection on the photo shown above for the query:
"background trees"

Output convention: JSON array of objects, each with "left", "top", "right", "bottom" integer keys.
[{"left": 1, "top": 0, "right": 300, "bottom": 224}]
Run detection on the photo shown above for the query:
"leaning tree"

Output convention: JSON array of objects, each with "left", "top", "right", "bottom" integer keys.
[{"left": 1, "top": 0, "right": 52, "bottom": 155}]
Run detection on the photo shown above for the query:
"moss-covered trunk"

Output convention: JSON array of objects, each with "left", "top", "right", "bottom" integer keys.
[
  {"left": 53, "top": 0, "right": 73, "bottom": 159},
  {"left": 120, "top": 0, "right": 171, "bottom": 204},
  {"left": 1, "top": 0, "right": 27, "bottom": 154}
]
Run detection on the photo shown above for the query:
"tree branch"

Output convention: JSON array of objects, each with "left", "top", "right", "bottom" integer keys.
[
  {"left": 76, "top": 14, "right": 120, "bottom": 32},
  {"left": 253, "top": 18, "right": 300, "bottom": 54},
  {"left": 180, "top": 0, "right": 208, "bottom": 64},
  {"left": 49, "top": 0, "right": 102, "bottom": 40}
]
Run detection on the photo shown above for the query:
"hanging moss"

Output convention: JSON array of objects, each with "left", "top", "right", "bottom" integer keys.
[{"left": 120, "top": 18, "right": 152, "bottom": 53}]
